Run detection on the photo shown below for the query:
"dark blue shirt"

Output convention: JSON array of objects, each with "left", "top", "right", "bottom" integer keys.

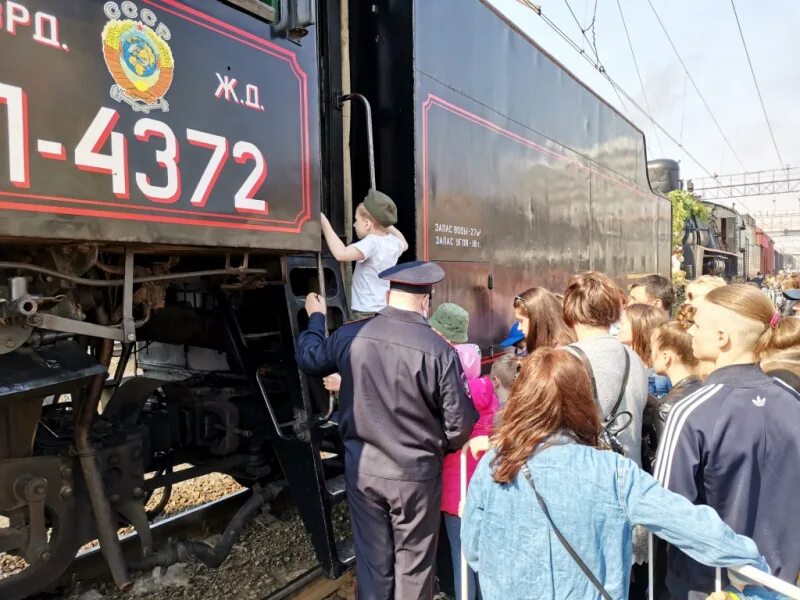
[{"left": 654, "top": 364, "right": 800, "bottom": 599}]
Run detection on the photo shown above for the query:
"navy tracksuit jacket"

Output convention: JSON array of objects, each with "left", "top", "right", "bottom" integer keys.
[{"left": 654, "top": 364, "right": 800, "bottom": 599}]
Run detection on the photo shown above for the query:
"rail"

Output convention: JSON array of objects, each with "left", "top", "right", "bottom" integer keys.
[
  {"left": 648, "top": 534, "right": 800, "bottom": 599},
  {"left": 720, "top": 566, "right": 800, "bottom": 599}
]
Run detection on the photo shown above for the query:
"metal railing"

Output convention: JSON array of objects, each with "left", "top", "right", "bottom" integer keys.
[
  {"left": 648, "top": 534, "right": 800, "bottom": 599},
  {"left": 719, "top": 565, "right": 800, "bottom": 599}
]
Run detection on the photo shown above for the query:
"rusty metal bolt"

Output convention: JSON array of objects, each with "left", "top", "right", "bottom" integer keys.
[
  {"left": 33, "top": 485, "right": 46, "bottom": 497},
  {"left": 61, "top": 467, "right": 73, "bottom": 479},
  {"left": 60, "top": 486, "right": 73, "bottom": 499},
  {"left": 133, "top": 487, "right": 145, "bottom": 500},
  {"left": 41, "top": 552, "right": 51, "bottom": 562}
]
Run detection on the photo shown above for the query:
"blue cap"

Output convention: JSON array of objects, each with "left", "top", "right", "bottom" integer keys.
[
  {"left": 498, "top": 322, "right": 525, "bottom": 347},
  {"left": 379, "top": 261, "right": 445, "bottom": 292},
  {"left": 784, "top": 289, "right": 800, "bottom": 301}
]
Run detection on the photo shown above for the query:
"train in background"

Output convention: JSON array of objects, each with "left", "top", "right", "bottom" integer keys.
[
  {"left": 0, "top": 1, "right": 670, "bottom": 598},
  {"left": 647, "top": 159, "right": 796, "bottom": 280}
]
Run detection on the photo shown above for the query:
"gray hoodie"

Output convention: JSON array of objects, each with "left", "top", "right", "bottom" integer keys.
[{"left": 569, "top": 335, "right": 649, "bottom": 466}]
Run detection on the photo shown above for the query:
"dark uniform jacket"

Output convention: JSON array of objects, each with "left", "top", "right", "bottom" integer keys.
[
  {"left": 654, "top": 364, "right": 800, "bottom": 599},
  {"left": 296, "top": 306, "right": 475, "bottom": 481}
]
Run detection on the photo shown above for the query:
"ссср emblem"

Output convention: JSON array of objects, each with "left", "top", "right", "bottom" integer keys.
[{"left": 101, "top": 1, "right": 174, "bottom": 113}]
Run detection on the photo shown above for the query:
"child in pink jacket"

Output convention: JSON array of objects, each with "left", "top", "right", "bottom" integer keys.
[
  {"left": 428, "top": 302, "right": 500, "bottom": 599},
  {"left": 442, "top": 345, "right": 499, "bottom": 600}
]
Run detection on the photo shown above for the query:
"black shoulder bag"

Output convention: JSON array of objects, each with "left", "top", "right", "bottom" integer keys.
[
  {"left": 569, "top": 345, "right": 632, "bottom": 456},
  {"left": 521, "top": 464, "right": 615, "bottom": 600}
]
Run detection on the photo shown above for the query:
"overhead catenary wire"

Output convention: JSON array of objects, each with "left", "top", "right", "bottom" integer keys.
[
  {"left": 516, "top": 1, "right": 717, "bottom": 178},
  {"left": 644, "top": 0, "right": 748, "bottom": 171},
  {"left": 614, "top": 0, "right": 664, "bottom": 157},
  {"left": 563, "top": 0, "right": 598, "bottom": 58},
  {"left": 679, "top": 73, "right": 688, "bottom": 145},
  {"left": 562, "top": 1, "right": 635, "bottom": 125},
  {"left": 729, "top": 0, "right": 784, "bottom": 169}
]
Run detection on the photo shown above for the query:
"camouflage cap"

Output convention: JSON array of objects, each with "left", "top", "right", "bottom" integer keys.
[
  {"left": 363, "top": 188, "right": 398, "bottom": 227},
  {"left": 428, "top": 302, "right": 469, "bottom": 344}
]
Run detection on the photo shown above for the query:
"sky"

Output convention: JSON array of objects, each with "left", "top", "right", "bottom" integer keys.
[{"left": 488, "top": 0, "right": 800, "bottom": 252}]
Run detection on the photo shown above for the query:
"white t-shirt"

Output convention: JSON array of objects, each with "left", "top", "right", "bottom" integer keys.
[{"left": 351, "top": 234, "right": 405, "bottom": 312}]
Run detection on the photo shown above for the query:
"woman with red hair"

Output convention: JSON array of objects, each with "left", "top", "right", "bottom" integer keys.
[{"left": 461, "top": 347, "right": 768, "bottom": 600}]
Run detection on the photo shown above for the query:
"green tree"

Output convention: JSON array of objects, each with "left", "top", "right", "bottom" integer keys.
[{"left": 669, "top": 189, "right": 710, "bottom": 246}]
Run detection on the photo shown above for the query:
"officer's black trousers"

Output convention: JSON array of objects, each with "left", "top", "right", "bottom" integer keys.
[{"left": 345, "top": 468, "right": 441, "bottom": 600}]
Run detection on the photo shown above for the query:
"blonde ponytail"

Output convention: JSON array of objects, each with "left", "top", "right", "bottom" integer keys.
[{"left": 755, "top": 315, "right": 800, "bottom": 359}]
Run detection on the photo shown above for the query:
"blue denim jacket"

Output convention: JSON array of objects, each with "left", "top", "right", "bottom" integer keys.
[
  {"left": 648, "top": 369, "right": 673, "bottom": 399},
  {"left": 462, "top": 437, "right": 767, "bottom": 600}
]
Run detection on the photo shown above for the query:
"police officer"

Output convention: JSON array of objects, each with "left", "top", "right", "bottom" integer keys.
[{"left": 296, "top": 261, "right": 475, "bottom": 600}]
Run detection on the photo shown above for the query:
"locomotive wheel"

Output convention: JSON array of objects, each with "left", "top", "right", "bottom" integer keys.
[{"left": 0, "top": 499, "right": 83, "bottom": 600}]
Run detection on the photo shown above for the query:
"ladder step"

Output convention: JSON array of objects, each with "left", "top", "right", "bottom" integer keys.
[
  {"left": 325, "top": 474, "right": 347, "bottom": 505},
  {"left": 242, "top": 331, "right": 281, "bottom": 340},
  {"left": 336, "top": 537, "right": 356, "bottom": 567}
]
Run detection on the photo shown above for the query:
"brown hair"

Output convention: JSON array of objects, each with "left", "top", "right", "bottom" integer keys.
[
  {"left": 514, "top": 287, "right": 576, "bottom": 351},
  {"left": 675, "top": 302, "right": 696, "bottom": 329},
  {"left": 491, "top": 348, "right": 601, "bottom": 483},
  {"left": 624, "top": 303, "right": 667, "bottom": 365},
  {"left": 491, "top": 352, "right": 519, "bottom": 392},
  {"left": 630, "top": 274, "right": 675, "bottom": 312},
  {"left": 704, "top": 284, "right": 800, "bottom": 359},
  {"left": 652, "top": 320, "right": 699, "bottom": 368},
  {"left": 563, "top": 271, "right": 622, "bottom": 328}
]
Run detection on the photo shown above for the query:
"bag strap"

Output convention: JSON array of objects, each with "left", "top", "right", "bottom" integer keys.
[
  {"left": 568, "top": 345, "right": 599, "bottom": 405},
  {"left": 609, "top": 350, "right": 631, "bottom": 420},
  {"left": 569, "top": 345, "right": 630, "bottom": 423},
  {"left": 521, "top": 464, "right": 614, "bottom": 600}
]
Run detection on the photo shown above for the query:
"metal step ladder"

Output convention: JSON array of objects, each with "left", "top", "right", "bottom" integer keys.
[{"left": 221, "top": 254, "right": 354, "bottom": 578}]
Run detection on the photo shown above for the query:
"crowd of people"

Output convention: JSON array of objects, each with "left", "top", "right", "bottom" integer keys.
[{"left": 294, "top": 191, "right": 800, "bottom": 600}]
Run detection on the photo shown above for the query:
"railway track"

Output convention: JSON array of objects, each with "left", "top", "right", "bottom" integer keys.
[
  {"left": 54, "top": 489, "right": 251, "bottom": 592},
  {"left": 28, "top": 485, "right": 354, "bottom": 600},
  {"left": 263, "top": 566, "right": 354, "bottom": 600}
]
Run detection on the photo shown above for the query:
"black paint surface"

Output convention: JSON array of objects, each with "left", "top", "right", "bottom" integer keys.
[{"left": 0, "top": 0, "right": 321, "bottom": 250}]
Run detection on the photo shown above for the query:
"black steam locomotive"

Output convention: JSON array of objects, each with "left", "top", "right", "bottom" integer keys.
[{"left": 0, "top": 1, "right": 670, "bottom": 597}]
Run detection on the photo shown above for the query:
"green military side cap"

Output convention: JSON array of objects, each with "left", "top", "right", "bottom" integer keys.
[
  {"left": 363, "top": 188, "right": 398, "bottom": 227},
  {"left": 428, "top": 302, "right": 469, "bottom": 344}
]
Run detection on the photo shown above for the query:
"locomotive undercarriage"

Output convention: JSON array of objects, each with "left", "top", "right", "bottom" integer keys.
[{"left": 0, "top": 243, "right": 353, "bottom": 599}]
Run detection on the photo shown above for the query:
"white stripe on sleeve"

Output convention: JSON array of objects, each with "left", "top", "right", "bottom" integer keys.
[
  {"left": 773, "top": 377, "right": 800, "bottom": 401},
  {"left": 654, "top": 384, "right": 724, "bottom": 486}
]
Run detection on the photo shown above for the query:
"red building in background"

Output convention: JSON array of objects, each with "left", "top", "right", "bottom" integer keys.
[{"left": 756, "top": 227, "right": 775, "bottom": 274}]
